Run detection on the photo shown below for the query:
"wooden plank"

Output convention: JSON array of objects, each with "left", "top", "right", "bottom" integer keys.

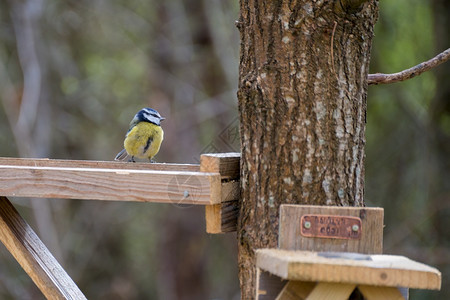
[
  {"left": 205, "top": 200, "right": 239, "bottom": 233},
  {"left": 0, "top": 157, "right": 200, "bottom": 172},
  {"left": 205, "top": 204, "right": 222, "bottom": 233},
  {"left": 358, "top": 285, "right": 405, "bottom": 300},
  {"left": 305, "top": 282, "right": 356, "bottom": 300},
  {"left": 275, "top": 281, "right": 316, "bottom": 300},
  {"left": 201, "top": 153, "right": 240, "bottom": 233},
  {"left": 256, "top": 249, "right": 442, "bottom": 290},
  {"left": 200, "top": 153, "right": 240, "bottom": 180},
  {"left": 205, "top": 181, "right": 240, "bottom": 234},
  {"left": 256, "top": 268, "right": 288, "bottom": 300},
  {"left": 0, "top": 196, "right": 86, "bottom": 299},
  {"left": 0, "top": 164, "right": 221, "bottom": 204},
  {"left": 221, "top": 181, "right": 240, "bottom": 202},
  {"left": 279, "top": 205, "right": 384, "bottom": 254},
  {"left": 205, "top": 181, "right": 239, "bottom": 233}
]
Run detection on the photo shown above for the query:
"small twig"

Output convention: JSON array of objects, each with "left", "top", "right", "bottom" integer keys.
[{"left": 368, "top": 48, "right": 450, "bottom": 85}]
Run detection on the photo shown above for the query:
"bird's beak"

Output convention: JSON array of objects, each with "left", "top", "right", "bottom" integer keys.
[{"left": 160, "top": 117, "right": 165, "bottom": 121}]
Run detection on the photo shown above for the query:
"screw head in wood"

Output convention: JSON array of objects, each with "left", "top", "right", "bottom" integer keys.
[
  {"left": 304, "top": 221, "right": 311, "bottom": 229},
  {"left": 352, "top": 224, "right": 359, "bottom": 232}
]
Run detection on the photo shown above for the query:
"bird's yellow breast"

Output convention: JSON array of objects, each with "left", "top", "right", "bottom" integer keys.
[{"left": 124, "top": 122, "right": 164, "bottom": 160}]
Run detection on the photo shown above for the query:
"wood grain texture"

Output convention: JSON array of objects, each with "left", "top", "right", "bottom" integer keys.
[
  {"left": 256, "top": 249, "right": 442, "bottom": 290},
  {"left": 279, "top": 205, "right": 384, "bottom": 254},
  {"left": 305, "top": 282, "right": 356, "bottom": 300},
  {"left": 201, "top": 153, "right": 240, "bottom": 233},
  {"left": 358, "top": 285, "right": 405, "bottom": 300},
  {"left": 221, "top": 181, "right": 240, "bottom": 202},
  {"left": 275, "top": 281, "right": 315, "bottom": 300},
  {"left": 256, "top": 269, "right": 287, "bottom": 300},
  {"left": 205, "top": 204, "right": 222, "bottom": 233},
  {"left": 0, "top": 158, "right": 221, "bottom": 204},
  {"left": 200, "top": 153, "right": 240, "bottom": 180},
  {"left": 0, "top": 157, "right": 200, "bottom": 171},
  {"left": 0, "top": 196, "right": 86, "bottom": 299},
  {"left": 205, "top": 200, "right": 239, "bottom": 233}
]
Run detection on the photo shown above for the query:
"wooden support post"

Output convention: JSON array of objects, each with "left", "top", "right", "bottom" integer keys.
[
  {"left": 205, "top": 200, "right": 239, "bottom": 233},
  {"left": 0, "top": 196, "right": 86, "bottom": 299},
  {"left": 275, "top": 281, "right": 315, "bottom": 300},
  {"left": 304, "top": 283, "right": 356, "bottom": 300},
  {"left": 201, "top": 153, "right": 240, "bottom": 233},
  {"left": 256, "top": 269, "right": 287, "bottom": 300}
]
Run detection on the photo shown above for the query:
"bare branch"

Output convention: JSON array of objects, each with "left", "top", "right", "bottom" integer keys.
[{"left": 368, "top": 48, "right": 450, "bottom": 85}]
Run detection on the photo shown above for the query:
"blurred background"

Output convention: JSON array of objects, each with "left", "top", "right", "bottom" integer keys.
[{"left": 0, "top": 0, "right": 448, "bottom": 299}]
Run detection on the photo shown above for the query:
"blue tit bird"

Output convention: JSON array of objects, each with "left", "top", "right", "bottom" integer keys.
[{"left": 115, "top": 108, "right": 165, "bottom": 162}]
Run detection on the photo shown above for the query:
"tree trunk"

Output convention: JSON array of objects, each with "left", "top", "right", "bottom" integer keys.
[{"left": 236, "top": 0, "right": 379, "bottom": 298}]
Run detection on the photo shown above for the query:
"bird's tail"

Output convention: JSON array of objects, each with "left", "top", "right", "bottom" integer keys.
[{"left": 114, "top": 149, "right": 128, "bottom": 161}]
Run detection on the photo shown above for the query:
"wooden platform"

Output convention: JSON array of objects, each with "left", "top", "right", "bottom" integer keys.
[
  {"left": 257, "top": 249, "right": 441, "bottom": 290},
  {"left": 0, "top": 157, "right": 225, "bottom": 205},
  {"left": 256, "top": 249, "right": 441, "bottom": 299}
]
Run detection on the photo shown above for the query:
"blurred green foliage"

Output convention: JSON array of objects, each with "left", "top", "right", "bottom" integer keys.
[
  {"left": 367, "top": 0, "right": 449, "bottom": 299},
  {"left": 0, "top": 0, "right": 240, "bottom": 299},
  {"left": 0, "top": 0, "right": 448, "bottom": 299}
]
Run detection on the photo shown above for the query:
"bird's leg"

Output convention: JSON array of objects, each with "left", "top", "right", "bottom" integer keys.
[
  {"left": 149, "top": 158, "right": 156, "bottom": 163},
  {"left": 129, "top": 156, "right": 136, "bottom": 163}
]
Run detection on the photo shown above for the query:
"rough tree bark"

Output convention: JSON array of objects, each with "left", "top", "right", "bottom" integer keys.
[{"left": 236, "top": 0, "right": 379, "bottom": 298}]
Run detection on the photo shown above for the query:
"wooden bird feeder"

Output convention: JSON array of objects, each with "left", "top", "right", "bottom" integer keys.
[
  {"left": 0, "top": 154, "right": 442, "bottom": 299},
  {"left": 255, "top": 204, "right": 441, "bottom": 299},
  {"left": 0, "top": 153, "right": 240, "bottom": 299},
  {"left": 256, "top": 249, "right": 441, "bottom": 300}
]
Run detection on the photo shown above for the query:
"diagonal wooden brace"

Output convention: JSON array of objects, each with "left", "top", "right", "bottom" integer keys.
[{"left": 0, "top": 196, "right": 86, "bottom": 299}]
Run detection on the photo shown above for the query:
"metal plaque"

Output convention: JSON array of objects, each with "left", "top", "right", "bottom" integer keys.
[{"left": 300, "top": 214, "right": 362, "bottom": 240}]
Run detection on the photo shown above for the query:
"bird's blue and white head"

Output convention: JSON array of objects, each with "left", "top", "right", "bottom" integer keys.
[{"left": 131, "top": 108, "right": 165, "bottom": 127}]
